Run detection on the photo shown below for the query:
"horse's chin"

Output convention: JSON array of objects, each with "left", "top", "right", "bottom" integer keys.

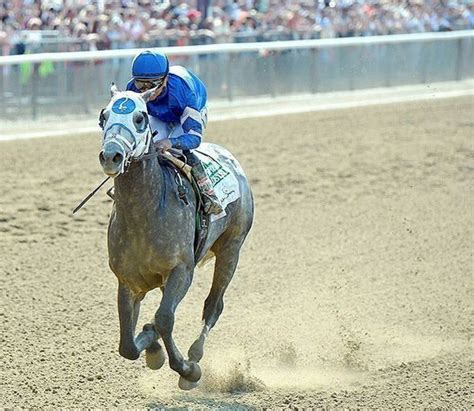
[
  {"left": 106, "top": 172, "right": 120, "bottom": 178},
  {"left": 102, "top": 167, "right": 122, "bottom": 178}
]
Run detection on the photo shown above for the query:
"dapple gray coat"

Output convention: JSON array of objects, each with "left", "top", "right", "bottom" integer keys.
[{"left": 98, "top": 87, "right": 254, "bottom": 389}]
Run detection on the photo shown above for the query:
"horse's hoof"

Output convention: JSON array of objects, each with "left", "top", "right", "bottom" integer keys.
[
  {"left": 146, "top": 343, "right": 166, "bottom": 370},
  {"left": 178, "top": 376, "right": 201, "bottom": 391},
  {"left": 177, "top": 361, "right": 202, "bottom": 390}
]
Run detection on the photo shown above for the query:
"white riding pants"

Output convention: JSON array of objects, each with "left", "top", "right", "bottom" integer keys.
[{"left": 150, "top": 106, "right": 208, "bottom": 144}]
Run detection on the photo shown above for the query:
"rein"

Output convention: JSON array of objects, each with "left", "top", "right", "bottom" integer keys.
[
  {"left": 135, "top": 150, "right": 161, "bottom": 162},
  {"left": 72, "top": 176, "right": 111, "bottom": 214},
  {"left": 72, "top": 128, "right": 154, "bottom": 215},
  {"left": 72, "top": 122, "right": 190, "bottom": 214}
]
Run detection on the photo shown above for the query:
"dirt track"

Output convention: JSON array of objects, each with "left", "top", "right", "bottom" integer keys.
[{"left": 1, "top": 96, "right": 472, "bottom": 408}]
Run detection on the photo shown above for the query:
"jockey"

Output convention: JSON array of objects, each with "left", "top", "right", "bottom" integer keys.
[{"left": 126, "top": 50, "right": 223, "bottom": 215}]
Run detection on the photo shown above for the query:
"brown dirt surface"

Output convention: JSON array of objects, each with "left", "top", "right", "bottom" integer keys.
[{"left": 1, "top": 96, "right": 473, "bottom": 408}]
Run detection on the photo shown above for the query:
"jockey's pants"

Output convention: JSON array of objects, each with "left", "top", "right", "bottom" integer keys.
[{"left": 149, "top": 106, "right": 208, "bottom": 144}]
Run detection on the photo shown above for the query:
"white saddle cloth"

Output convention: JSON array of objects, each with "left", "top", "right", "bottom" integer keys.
[{"left": 194, "top": 145, "right": 241, "bottom": 222}]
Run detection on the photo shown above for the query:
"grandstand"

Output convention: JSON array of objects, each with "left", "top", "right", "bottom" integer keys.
[
  {"left": 1, "top": 1, "right": 473, "bottom": 54},
  {"left": 1, "top": 2, "right": 474, "bottom": 409}
]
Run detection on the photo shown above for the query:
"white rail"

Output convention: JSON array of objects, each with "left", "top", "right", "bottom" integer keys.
[{"left": 1, "top": 30, "right": 473, "bottom": 66}]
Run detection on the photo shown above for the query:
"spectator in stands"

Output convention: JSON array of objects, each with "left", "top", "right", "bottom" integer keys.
[{"left": 0, "top": 0, "right": 473, "bottom": 55}]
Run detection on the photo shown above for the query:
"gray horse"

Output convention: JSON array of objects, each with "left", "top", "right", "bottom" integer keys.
[{"left": 97, "top": 85, "right": 254, "bottom": 390}]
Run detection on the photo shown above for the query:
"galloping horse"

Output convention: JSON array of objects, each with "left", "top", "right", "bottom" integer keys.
[{"left": 97, "top": 84, "right": 254, "bottom": 390}]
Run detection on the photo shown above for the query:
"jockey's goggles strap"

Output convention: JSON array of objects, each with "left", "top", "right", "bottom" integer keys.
[{"left": 134, "top": 77, "right": 166, "bottom": 91}]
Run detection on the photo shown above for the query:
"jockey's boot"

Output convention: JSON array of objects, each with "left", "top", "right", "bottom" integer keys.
[{"left": 191, "top": 161, "right": 223, "bottom": 215}]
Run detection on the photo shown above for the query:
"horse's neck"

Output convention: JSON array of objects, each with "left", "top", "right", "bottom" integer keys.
[{"left": 114, "top": 158, "right": 164, "bottom": 219}]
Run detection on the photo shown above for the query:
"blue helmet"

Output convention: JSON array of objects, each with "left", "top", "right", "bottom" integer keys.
[{"left": 132, "top": 50, "right": 169, "bottom": 79}]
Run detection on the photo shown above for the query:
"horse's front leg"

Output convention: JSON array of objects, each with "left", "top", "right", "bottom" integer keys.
[
  {"left": 117, "top": 282, "right": 166, "bottom": 369},
  {"left": 154, "top": 264, "right": 201, "bottom": 389},
  {"left": 117, "top": 282, "right": 145, "bottom": 360}
]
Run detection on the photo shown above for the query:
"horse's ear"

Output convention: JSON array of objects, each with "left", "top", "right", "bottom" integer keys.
[
  {"left": 110, "top": 82, "right": 119, "bottom": 97},
  {"left": 98, "top": 108, "right": 105, "bottom": 130},
  {"left": 141, "top": 86, "right": 158, "bottom": 103}
]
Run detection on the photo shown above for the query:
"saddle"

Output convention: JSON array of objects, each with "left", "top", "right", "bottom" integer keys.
[{"left": 160, "top": 151, "right": 210, "bottom": 263}]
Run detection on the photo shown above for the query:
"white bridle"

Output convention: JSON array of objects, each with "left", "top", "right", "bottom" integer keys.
[{"left": 100, "top": 85, "right": 157, "bottom": 174}]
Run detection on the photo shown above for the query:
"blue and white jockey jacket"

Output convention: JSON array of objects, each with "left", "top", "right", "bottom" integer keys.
[{"left": 126, "top": 65, "right": 207, "bottom": 151}]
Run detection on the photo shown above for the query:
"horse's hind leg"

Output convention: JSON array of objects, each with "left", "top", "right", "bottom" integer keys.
[{"left": 188, "top": 237, "right": 244, "bottom": 364}]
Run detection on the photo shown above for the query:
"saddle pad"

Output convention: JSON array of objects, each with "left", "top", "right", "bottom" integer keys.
[{"left": 195, "top": 146, "right": 241, "bottom": 222}]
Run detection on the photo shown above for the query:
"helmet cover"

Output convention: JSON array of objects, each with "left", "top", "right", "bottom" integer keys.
[{"left": 132, "top": 50, "right": 169, "bottom": 79}]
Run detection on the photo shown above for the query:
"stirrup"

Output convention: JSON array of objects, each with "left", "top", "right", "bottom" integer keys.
[
  {"left": 190, "top": 161, "right": 223, "bottom": 215},
  {"left": 106, "top": 187, "right": 115, "bottom": 200}
]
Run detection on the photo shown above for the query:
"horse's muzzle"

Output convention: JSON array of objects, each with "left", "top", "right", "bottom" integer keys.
[{"left": 99, "top": 142, "right": 125, "bottom": 177}]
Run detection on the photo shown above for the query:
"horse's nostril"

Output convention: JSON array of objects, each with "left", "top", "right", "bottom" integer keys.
[
  {"left": 99, "top": 152, "right": 105, "bottom": 163},
  {"left": 113, "top": 153, "right": 123, "bottom": 164}
]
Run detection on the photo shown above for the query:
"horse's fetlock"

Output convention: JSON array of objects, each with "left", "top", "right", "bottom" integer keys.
[
  {"left": 119, "top": 344, "right": 140, "bottom": 360},
  {"left": 168, "top": 356, "right": 183, "bottom": 373},
  {"left": 184, "top": 361, "right": 202, "bottom": 382}
]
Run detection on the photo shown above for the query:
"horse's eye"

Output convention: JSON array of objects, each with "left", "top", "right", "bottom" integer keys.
[
  {"left": 99, "top": 109, "right": 109, "bottom": 129},
  {"left": 134, "top": 111, "right": 148, "bottom": 132}
]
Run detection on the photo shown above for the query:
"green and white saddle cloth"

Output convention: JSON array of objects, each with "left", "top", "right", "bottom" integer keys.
[{"left": 195, "top": 143, "right": 241, "bottom": 222}]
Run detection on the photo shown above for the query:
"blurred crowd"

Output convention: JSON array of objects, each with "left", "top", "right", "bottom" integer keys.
[{"left": 1, "top": 0, "right": 473, "bottom": 55}]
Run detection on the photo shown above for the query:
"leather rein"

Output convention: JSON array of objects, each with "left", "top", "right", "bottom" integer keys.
[{"left": 72, "top": 129, "right": 160, "bottom": 215}]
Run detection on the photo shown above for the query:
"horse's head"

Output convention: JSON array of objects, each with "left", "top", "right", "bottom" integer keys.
[{"left": 98, "top": 84, "right": 156, "bottom": 177}]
